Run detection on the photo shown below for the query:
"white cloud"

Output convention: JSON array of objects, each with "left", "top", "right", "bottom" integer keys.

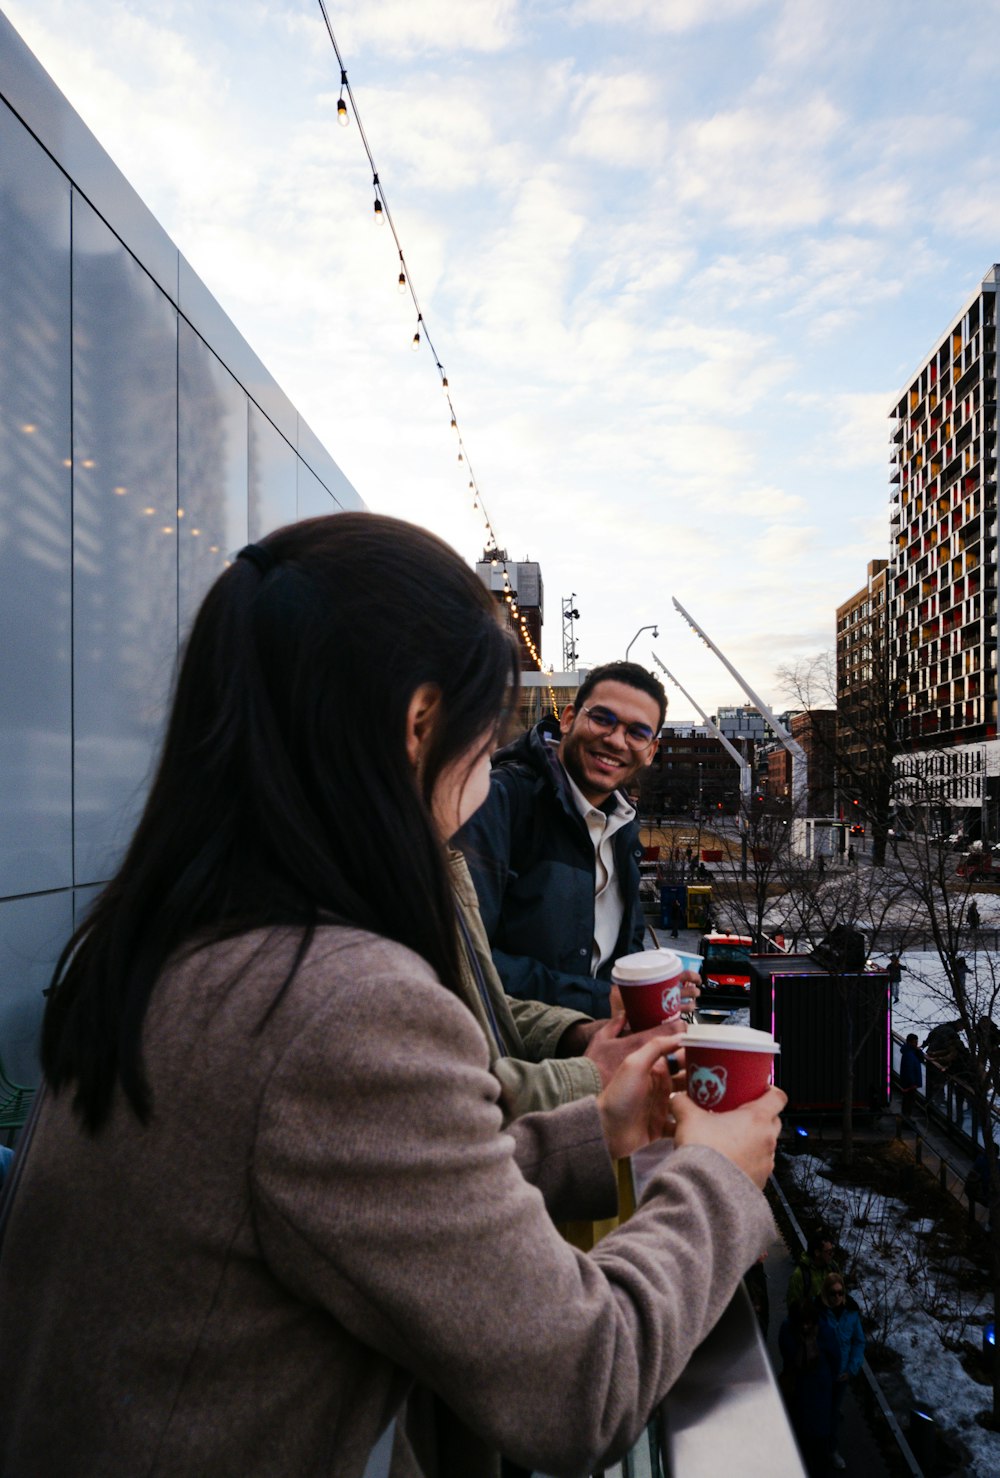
[
  {"left": 673, "top": 97, "right": 844, "bottom": 231},
  {"left": 324, "top": 0, "right": 521, "bottom": 56},
  {"left": 564, "top": 71, "right": 669, "bottom": 167},
  {"left": 565, "top": 0, "right": 773, "bottom": 34},
  {"left": 791, "top": 390, "right": 896, "bottom": 473}
]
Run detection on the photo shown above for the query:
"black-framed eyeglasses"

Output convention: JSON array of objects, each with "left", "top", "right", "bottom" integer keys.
[
  {"left": 828, "top": 1289, "right": 845, "bottom": 1299},
  {"left": 580, "top": 705, "right": 656, "bottom": 748}
]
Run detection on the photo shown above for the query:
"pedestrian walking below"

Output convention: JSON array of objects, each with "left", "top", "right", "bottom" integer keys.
[
  {"left": 779, "top": 1302, "right": 839, "bottom": 1476},
  {"left": 817, "top": 1273, "right": 865, "bottom": 1471},
  {"left": 887, "top": 952, "right": 903, "bottom": 1003},
  {"left": 899, "top": 1033, "right": 922, "bottom": 1121},
  {"left": 967, "top": 899, "right": 981, "bottom": 932},
  {"left": 786, "top": 1231, "right": 840, "bottom": 1311}
]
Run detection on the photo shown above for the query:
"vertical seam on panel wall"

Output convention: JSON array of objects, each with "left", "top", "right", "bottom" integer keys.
[
  {"left": 175, "top": 309, "right": 180, "bottom": 649},
  {"left": 295, "top": 413, "right": 301, "bottom": 520},
  {"left": 69, "top": 187, "right": 76, "bottom": 890}
]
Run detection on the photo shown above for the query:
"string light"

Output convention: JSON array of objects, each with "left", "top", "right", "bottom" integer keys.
[{"left": 317, "top": 0, "right": 551, "bottom": 681}]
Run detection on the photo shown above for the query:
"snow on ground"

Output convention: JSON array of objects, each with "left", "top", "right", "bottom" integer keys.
[
  {"left": 869, "top": 948, "right": 1000, "bottom": 1042},
  {"left": 784, "top": 1153, "right": 1000, "bottom": 1475}
]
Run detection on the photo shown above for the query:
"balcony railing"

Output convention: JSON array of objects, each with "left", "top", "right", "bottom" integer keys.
[
  {"left": 657, "top": 1284, "right": 806, "bottom": 1478},
  {"left": 623, "top": 1146, "right": 806, "bottom": 1478}
]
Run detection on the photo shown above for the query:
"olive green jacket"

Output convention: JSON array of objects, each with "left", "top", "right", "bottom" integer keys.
[{"left": 449, "top": 851, "right": 602, "bottom": 1117}]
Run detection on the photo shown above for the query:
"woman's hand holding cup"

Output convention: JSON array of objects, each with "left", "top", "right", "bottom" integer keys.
[
  {"left": 595, "top": 1037, "right": 685, "bottom": 1160},
  {"left": 670, "top": 1086, "right": 787, "bottom": 1190}
]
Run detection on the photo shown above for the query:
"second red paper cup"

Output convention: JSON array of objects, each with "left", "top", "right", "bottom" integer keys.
[
  {"left": 611, "top": 949, "right": 684, "bottom": 1031},
  {"left": 684, "top": 1023, "right": 779, "bottom": 1111}
]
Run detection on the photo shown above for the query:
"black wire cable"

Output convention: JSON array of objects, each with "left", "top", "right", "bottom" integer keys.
[{"left": 315, "top": 1, "right": 556, "bottom": 699}]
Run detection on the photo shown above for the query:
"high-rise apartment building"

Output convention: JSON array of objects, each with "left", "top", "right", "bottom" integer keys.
[{"left": 890, "top": 266, "right": 999, "bottom": 830}]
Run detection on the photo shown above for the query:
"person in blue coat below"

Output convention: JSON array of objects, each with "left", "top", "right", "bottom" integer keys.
[
  {"left": 457, "top": 661, "right": 666, "bottom": 1017},
  {"left": 899, "top": 1032, "right": 923, "bottom": 1121},
  {"left": 779, "top": 1300, "right": 839, "bottom": 1476},
  {"left": 817, "top": 1272, "right": 866, "bottom": 1470}
]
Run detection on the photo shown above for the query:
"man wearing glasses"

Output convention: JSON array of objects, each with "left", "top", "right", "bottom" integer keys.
[{"left": 457, "top": 661, "right": 665, "bottom": 1018}]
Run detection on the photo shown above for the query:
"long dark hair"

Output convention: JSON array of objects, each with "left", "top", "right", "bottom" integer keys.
[{"left": 43, "top": 513, "right": 520, "bottom": 1131}]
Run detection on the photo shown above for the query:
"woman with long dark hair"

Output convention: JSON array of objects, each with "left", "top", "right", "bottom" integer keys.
[{"left": 0, "top": 513, "right": 783, "bottom": 1477}]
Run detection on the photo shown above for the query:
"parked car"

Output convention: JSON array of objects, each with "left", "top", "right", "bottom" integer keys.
[{"left": 697, "top": 932, "right": 754, "bottom": 1000}]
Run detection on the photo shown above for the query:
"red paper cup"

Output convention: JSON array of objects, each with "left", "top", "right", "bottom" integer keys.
[
  {"left": 684, "top": 1024, "right": 780, "bottom": 1111},
  {"left": 611, "top": 949, "right": 684, "bottom": 1031}
]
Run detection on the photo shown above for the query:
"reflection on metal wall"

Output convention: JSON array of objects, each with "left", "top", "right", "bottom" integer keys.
[{"left": 0, "top": 15, "right": 363, "bottom": 1084}]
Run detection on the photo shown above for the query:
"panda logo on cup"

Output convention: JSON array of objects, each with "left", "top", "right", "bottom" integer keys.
[
  {"left": 660, "top": 983, "right": 682, "bottom": 1018},
  {"left": 688, "top": 1064, "right": 728, "bottom": 1109}
]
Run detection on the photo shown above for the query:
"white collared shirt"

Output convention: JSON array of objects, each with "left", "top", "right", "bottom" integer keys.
[{"left": 561, "top": 765, "right": 636, "bottom": 974}]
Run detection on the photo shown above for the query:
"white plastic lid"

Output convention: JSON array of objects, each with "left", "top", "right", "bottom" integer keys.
[
  {"left": 611, "top": 948, "right": 682, "bottom": 984},
  {"left": 685, "top": 1023, "right": 780, "bottom": 1054}
]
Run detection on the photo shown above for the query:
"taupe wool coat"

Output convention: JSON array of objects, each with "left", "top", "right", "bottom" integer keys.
[{"left": 0, "top": 927, "right": 774, "bottom": 1477}]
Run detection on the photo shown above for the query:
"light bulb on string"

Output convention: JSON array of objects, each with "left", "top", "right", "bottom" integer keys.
[
  {"left": 398, "top": 270, "right": 406, "bottom": 294},
  {"left": 337, "top": 69, "right": 349, "bottom": 126},
  {"left": 411, "top": 313, "right": 423, "bottom": 352},
  {"left": 373, "top": 175, "right": 383, "bottom": 223}
]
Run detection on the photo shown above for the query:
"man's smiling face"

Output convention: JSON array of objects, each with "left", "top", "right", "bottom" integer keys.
[{"left": 557, "top": 679, "right": 660, "bottom": 807}]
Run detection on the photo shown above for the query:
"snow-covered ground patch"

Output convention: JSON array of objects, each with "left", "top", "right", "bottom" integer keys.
[{"left": 783, "top": 1152, "right": 1000, "bottom": 1475}]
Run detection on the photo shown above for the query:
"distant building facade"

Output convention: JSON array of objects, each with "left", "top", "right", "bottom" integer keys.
[
  {"left": 640, "top": 731, "right": 738, "bottom": 817},
  {"left": 836, "top": 559, "right": 889, "bottom": 801},
  {"left": 475, "top": 551, "right": 544, "bottom": 673},
  {"left": 889, "top": 265, "right": 1000, "bottom": 834}
]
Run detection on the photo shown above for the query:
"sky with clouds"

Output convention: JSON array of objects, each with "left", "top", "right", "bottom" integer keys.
[{"left": 6, "top": 0, "right": 1000, "bottom": 720}]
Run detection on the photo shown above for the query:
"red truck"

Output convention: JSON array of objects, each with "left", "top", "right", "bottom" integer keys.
[{"left": 697, "top": 932, "right": 754, "bottom": 1001}]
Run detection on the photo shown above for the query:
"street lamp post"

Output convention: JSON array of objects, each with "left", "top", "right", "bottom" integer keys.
[
  {"left": 696, "top": 762, "right": 704, "bottom": 861},
  {"left": 625, "top": 624, "right": 658, "bottom": 661}
]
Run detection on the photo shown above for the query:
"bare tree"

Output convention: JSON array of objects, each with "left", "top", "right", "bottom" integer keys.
[
  {"left": 708, "top": 793, "right": 799, "bottom": 950},
  {"left": 777, "top": 858, "right": 919, "bottom": 1165},
  {"left": 890, "top": 787, "right": 1000, "bottom": 1425},
  {"left": 778, "top": 632, "right": 903, "bottom": 868}
]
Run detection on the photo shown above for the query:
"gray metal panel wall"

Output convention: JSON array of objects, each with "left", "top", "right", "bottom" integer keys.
[
  {"left": 71, "top": 195, "right": 179, "bottom": 885},
  {"left": 177, "top": 320, "right": 249, "bottom": 636},
  {"left": 0, "top": 15, "right": 364, "bottom": 1086},
  {"left": 0, "top": 99, "right": 73, "bottom": 897}
]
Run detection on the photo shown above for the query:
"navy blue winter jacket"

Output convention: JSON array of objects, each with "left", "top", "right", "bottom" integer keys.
[{"left": 455, "top": 720, "right": 646, "bottom": 1017}]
